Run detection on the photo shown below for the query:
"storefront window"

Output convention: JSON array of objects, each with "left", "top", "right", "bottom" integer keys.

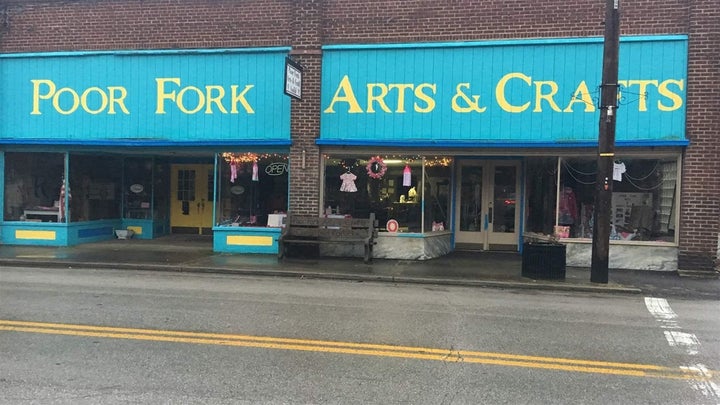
[
  {"left": 525, "top": 157, "right": 559, "bottom": 236},
  {"left": 324, "top": 155, "right": 452, "bottom": 233},
  {"left": 558, "top": 156, "right": 678, "bottom": 242},
  {"left": 423, "top": 157, "right": 452, "bottom": 232},
  {"left": 215, "top": 153, "right": 288, "bottom": 227},
  {"left": 123, "top": 157, "right": 154, "bottom": 220},
  {"left": 69, "top": 154, "right": 122, "bottom": 221},
  {"left": 153, "top": 160, "right": 170, "bottom": 221},
  {"left": 4, "top": 152, "right": 65, "bottom": 222}
]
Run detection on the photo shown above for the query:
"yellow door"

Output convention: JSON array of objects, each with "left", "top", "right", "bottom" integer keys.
[{"left": 170, "top": 164, "right": 214, "bottom": 234}]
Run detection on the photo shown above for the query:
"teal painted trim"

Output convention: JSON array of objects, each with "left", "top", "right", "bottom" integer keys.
[
  {"left": 0, "top": 152, "right": 5, "bottom": 220},
  {"left": 322, "top": 35, "right": 688, "bottom": 51},
  {"left": 213, "top": 227, "right": 281, "bottom": 254},
  {"left": 1, "top": 139, "right": 293, "bottom": 147},
  {"left": 63, "top": 153, "right": 69, "bottom": 224},
  {"left": 122, "top": 219, "right": 156, "bottom": 239},
  {"left": 0, "top": 47, "right": 292, "bottom": 59},
  {"left": 67, "top": 220, "right": 119, "bottom": 245},
  {"left": 0, "top": 223, "right": 69, "bottom": 246},
  {"left": 518, "top": 159, "right": 526, "bottom": 250},
  {"left": 316, "top": 139, "right": 690, "bottom": 148},
  {"left": 378, "top": 232, "right": 424, "bottom": 238},
  {"left": 212, "top": 226, "right": 281, "bottom": 234},
  {"left": 213, "top": 155, "right": 218, "bottom": 225}
]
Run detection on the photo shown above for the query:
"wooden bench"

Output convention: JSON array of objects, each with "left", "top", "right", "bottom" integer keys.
[{"left": 278, "top": 213, "right": 378, "bottom": 263}]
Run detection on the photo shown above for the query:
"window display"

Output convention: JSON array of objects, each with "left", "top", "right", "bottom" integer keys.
[
  {"left": 123, "top": 157, "right": 154, "bottom": 219},
  {"left": 526, "top": 156, "right": 678, "bottom": 243},
  {"left": 324, "top": 155, "right": 452, "bottom": 233},
  {"left": 69, "top": 154, "right": 122, "bottom": 221},
  {"left": 4, "top": 152, "right": 65, "bottom": 222},
  {"left": 216, "top": 153, "right": 289, "bottom": 227}
]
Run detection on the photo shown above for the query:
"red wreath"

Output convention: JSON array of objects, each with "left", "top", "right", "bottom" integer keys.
[{"left": 366, "top": 156, "right": 387, "bottom": 179}]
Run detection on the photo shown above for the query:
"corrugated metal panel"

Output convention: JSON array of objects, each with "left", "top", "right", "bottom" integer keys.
[
  {"left": 320, "top": 36, "right": 687, "bottom": 146},
  {"left": 0, "top": 48, "right": 291, "bottom": 145}
]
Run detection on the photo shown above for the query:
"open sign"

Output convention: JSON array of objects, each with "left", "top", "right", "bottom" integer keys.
[{"left": 265, "top": 162, "right": 288, "bottom": 176}]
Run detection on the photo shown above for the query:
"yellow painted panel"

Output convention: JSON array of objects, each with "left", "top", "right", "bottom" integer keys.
[
  {"left": 16, "top": 230, "right": 57, "bottom": 240},
  {"left": 227, "top": 235, "right": 274, "bottom": 246},
  {"left": 126, "top": 226, "right": 143, "bottom": 235}
]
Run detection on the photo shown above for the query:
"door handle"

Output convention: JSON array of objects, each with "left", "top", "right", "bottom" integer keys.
[{"left": 488, "top": 207, "right": 493, "bottom": 223}]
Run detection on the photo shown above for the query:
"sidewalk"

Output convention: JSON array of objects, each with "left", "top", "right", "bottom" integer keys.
[{"left": 1, "top": 236, "right": 718, "bottom": 299}]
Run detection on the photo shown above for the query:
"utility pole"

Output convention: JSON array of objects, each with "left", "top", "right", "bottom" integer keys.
[{"left": 591, "top": 0, "right": 620, "bottom": 284}]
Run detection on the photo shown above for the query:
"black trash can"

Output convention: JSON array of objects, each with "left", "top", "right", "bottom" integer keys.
[{"left": 522, "top": 242, "right": 566, "bottom": 280}]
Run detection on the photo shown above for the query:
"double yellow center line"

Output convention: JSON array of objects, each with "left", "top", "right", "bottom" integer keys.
[{"left": 1, "top": 319, "right": 715, "bottom": 381}]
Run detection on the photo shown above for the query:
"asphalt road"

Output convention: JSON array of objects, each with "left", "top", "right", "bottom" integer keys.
[{"left": 1, "top": 266, "right": 718, "bottom": 404}]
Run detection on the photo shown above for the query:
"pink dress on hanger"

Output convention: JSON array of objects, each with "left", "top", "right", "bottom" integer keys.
[{"left": 340, "top": 172, "right": 357, "bottom": 192}]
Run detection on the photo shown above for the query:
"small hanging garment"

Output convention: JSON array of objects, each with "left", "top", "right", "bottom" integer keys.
[
  {"left": 340, "top": 172, "right": 358, "bottom": 192},
  {"left": 403, "top": 164, "right": 411, "bottom": 186},
  {"left": 613, "top": 161, "right": 626, "bottom": 181},
  {"left": 252, "top": 162, "right": 259, "bottom": 182},
  {"left": 230, "top": 163, "right": 238, "bottom": 183}
]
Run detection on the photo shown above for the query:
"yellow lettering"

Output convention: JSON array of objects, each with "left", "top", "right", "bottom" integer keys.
[
  {"left": 627, "top": 80, "right": 658, "bottom": 112},
  {"left": 230, "top": 85, "right": 255, "bottom": 114},
  {"left": 323, "top": 75, "right": 362, "bottom": 114},
  {"left": 155, "top": 77, "right": 180, "bottom": 114},
  {"left": 107, "top": 86, "right": 129, "bottom": 115},
  {"left": 205, "top": 85, "right": 227, "bottom": 114},
  {"left": 52, "top": 87, "right": 80, "bottom": 115},
  {"left": 80, "top": 87, "right": 109, "bottom": 115},
  {"left": 177, "top": 85, "right": 205, "bottom": 114},
  {"left": 451, "top": 83, "right": 487, "bottom": 113},
  {"left": 31, "top": 79, "right": 128, "bottom": 115},
  {"left": 657, "top": 79, "right": 684, "bottom": 111},
  {"left": 496, "top": 72, "right": 531, "bottom": 113},
  {"left": 533, "top": 81, "right": 561, "bottom": 112},
  {"left": 366, "top": 83, "right": 391, "bottom": 113},
  {"left": 31, "top": 79, "right": 56, "bottom": 115},
  {"left": 413, "top": 83, "right": 436, "bottom": 113},
  {"left": 388, "top": 83, "right": 414, "bottom": 113},
  {"left": 563, "top": 81, "right": 596, "bottom": 112}
]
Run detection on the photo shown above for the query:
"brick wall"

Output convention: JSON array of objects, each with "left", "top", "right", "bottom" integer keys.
[
  {"left": 288, "top": 0, "right": 323, "bottom": 215},
  {"left": 678, "top": 0, "right": 720, "bottom": 272},
  {"left": 0, "top": 0, "right": 293, "bottom": 52},
  {"left": 1, "top": 0, "right": 717, "bottom": 270}
]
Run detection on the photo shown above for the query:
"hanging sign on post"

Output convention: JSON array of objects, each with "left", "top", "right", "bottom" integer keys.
[{"left": 284, "top": 57, "right": 303, "bottom": 100}]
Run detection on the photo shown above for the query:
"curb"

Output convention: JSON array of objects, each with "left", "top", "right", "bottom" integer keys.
[{"left": 0, "top": 259, "right": 642, "bottom": 295}]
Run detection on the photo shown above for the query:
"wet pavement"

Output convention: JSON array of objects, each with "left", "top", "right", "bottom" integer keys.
[{"left": 0, "top": 235, "right": 718, "bottom": 299}]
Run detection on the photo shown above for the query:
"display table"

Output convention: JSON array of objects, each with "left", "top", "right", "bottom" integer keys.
[
  {"left": 267, "top": 213, "right": 287, "bottom": 228},
  {"left": 24, "top": 207, "right": 61, "bottom": 222}
]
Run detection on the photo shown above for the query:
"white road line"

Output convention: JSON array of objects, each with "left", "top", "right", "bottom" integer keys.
[
  {"left": 645, "top": 296, "right": 720, "bottom": 404},
  {"left": 665, "top": 331, "right": 700, "bottom": 355},
  {"left": 645, "top": 297, "right": 677, "bottom": 320},
  {"left": 681, "top": 364, "right": 720, "bottom": 402}
]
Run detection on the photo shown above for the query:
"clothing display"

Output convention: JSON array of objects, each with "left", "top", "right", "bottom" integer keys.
[
  {"left": 340, "top": 172, "right": 357, "bottom": 192},
  {"left": 558, "top": 186, "right": 577, "bottom": 225},
  {"left": 613, "top": 161, "right": 626, "bottom": 181},
  {"left": 403, "top": 164, "right": 411, "bottom": 186},
  {"left": 252, "top": 162, "right": 259, "bottom": 182}
]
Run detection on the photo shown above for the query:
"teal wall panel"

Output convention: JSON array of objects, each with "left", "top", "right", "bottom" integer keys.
[
  {"left": 0, "top": 48, "right": 291, "bottom": 145},
  {"left": 320, "top": 36, "right": 687, "bottom": 146}
]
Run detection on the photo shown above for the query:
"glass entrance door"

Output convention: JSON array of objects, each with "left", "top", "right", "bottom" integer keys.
[{"left": 454, "top": 160, "right": 520, "bottom": 250}]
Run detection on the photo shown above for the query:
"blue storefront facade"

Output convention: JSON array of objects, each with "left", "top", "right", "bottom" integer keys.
[
  {"left": 1, "top": 47, "right": 291, "bottom": 253},
  {"left": 316, "top": 35, "right": 687, "bottom": 269},
  {"left": 0, "top": 35, "right": 693, "bottom": 270}
]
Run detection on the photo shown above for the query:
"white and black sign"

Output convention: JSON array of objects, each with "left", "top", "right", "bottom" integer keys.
[{"left": 284, "top": 57, "right": 303, "bottom": 100}]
